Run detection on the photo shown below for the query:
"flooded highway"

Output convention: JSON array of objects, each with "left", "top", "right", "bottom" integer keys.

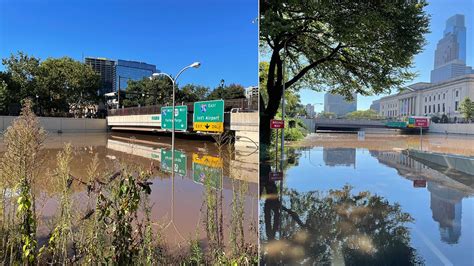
[
  {"left": 260, "top": 133, "right": 474, "bottom": 265},
  {"left": 0, "top": 132, "right": 258, "bottom": 256}
]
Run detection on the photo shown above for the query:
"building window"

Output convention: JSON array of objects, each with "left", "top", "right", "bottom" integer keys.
[
  {"left": 455, "top": 90, "right": 459, "bottom": 97},
  {"left": 442, "top": 103, "right": 445, "bottom": 113},
  {"left": 429, "top": 105, "right": 431, "bottom": 113},
  {"left": 425, "top": 97, "right": 427, "bottom": 102},
  {"left": 443, "top": 93, "right": 446, "bottom": 99},
  {"left": 429, "top": 96, "right": 431, "bottom": 101},
  {"left": 455, "top": 101, "right": 459, "bottom": 111},
  {"left": 433, "top": 104, "right": 435, "bottom": 113},
  {"left": 438, "top": 94, "right": 440, "bottom": 100},
  {"left": 424, "top": 106, "right": 427, "bottom": 114},
  {"left": 438, "top": 104, "right": 440, "bottom": 113}
]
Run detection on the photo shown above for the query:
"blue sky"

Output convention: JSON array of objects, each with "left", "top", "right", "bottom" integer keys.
[
  {"left": 0, "top": 0, "right": 258, "bottom": 88},
  {"left": 299, "top": 0, "right": 473, "bottom": 111}
]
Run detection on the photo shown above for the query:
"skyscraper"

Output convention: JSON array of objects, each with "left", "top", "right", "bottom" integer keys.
[
  {"left": 324, "top": 93, "right": 357, "bottom": 117},
  {"left": 430, "top": 14, "right": 473, "bottom": 83},
  {"left": 305, "top": 104, "right": 315, "bottom": 118},
  {"left": 85, "top": 57, "right": 116, "bottom": 95}
]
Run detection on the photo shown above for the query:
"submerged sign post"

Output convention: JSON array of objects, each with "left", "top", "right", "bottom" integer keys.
[
  {"left": 193, "top": 100, "right": 224, "bottom": 132},
  {"left": 161, "top": 105, "right": 188, "bottom": 131},
  {"left": 413, "top": 117, "right": 429, "bottom": 151},
  {"left": 270, "top": 119, "right": 284, "bottom": 182}
]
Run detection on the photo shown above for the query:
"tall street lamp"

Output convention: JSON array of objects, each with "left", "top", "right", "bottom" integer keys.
[{"left": 150, "top": 62, "right": 201, "bottom": 179}]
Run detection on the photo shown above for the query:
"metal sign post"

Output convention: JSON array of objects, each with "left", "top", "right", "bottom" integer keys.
[{"left": 414, "top": 117, "right": 429, "bottom": 151}]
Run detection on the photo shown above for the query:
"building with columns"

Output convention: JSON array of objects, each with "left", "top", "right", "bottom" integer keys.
[{"left": 378, "top": 74, "right": 474, "bottom": 121}]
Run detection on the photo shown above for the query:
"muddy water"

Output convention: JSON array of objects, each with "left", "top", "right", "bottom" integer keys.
[
  {"left": 260, "top": 133, "right": 474, "bottom": 265},
  {"left": 0, "top": 132, "right": 258, "bottom": 253}
]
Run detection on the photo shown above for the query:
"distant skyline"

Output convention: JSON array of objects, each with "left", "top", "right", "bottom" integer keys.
[
  {"left": 300, "top": 0, "right": 473, "bottom": 112},
  {"left": 0, "top": 0, "right": 258, "bottom": 88}
]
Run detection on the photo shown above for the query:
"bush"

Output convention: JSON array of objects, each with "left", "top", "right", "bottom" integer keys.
[{"left": 284, "top": 127, "right": 305, "bottom": 141}]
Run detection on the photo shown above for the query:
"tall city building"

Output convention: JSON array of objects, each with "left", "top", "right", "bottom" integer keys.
[
  {"left": 245, "top": 86, "right": 259, "bottom": 109},
  {"left": 85, "top": 57, "right": 116, "bottom": 95},
  {"left": 305, "top": 104, "right": 315, "bottom": 118},
  {"left": 430, "top": 14, "right": 473, "bottom": 83},
  {"left": 115, "top": 59, "right": 157, "bottom": 92},
  {"left": 324, "top": 93, "right": 357, "bottom": 117}
]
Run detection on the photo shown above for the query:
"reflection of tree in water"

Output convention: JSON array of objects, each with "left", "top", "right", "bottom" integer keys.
[{"left": 262, "top": 185, "right": 424, "bottom": 265}]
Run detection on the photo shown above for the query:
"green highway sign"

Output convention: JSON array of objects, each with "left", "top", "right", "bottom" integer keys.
[
  {"left": 161, "top": 149, "right": 187, "bottom": 176},
  {"left": 161, "top": 105, "right": 188, "bottom": 131},
  {"left": 192, "top": 162, "right": 222, "bottom": 189},
  {"left": 193, "top": 100, "right": 225, "bottom": 132}
]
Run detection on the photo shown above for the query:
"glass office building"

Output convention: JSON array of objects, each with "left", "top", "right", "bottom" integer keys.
[
  {"left": 114, "top": 60, "right": 157, "bottom": 91},
  {"left": 85, "top": 57, "right": 116, "bottom": 95},
  {"left": 431, "top": 14, "right": 473, "bottom": 83}
]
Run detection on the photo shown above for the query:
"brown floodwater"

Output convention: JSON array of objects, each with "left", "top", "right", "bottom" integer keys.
[{"left": 0, "top": 131, "right": 258, "bottom": 254}]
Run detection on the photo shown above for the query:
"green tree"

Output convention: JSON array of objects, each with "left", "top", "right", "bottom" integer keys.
[
  {"left": 207, "top": 84, "right": 245, "bottom": 100},
  {"left": 459, "top": 97, "right": 474, "bottom": 122},
  {"left": 178, "top": 84, "right": 210, "bottom": 102},
  {"left": 1, "top": 52, "right": 41, "bottom": 112},
  {"left": 318, "top": 111, "right": 336, "bottom": 119},
  {"left": 345, "top": 109, "right": 383, "bottom": 120},
  {"left": 37, "top": 57, "right": 100, "bottom": 116},
  {"left": 123, "top": 76, "right": 173, "bottom": 107},
  {"left": 259, "top": 0, "right": 430, "bottom": 145}
]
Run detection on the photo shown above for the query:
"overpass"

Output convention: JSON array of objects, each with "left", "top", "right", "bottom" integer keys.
[
  {"left": 106, "top": 98, "right": 259, "bottom": 147},
  {"left": 301, "top": 118, "right": 387, "bottom": 132}
]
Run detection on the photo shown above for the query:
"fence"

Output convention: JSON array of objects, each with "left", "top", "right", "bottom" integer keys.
[{"left": 108, "top": 98, "right": 257, "bottom": 116}]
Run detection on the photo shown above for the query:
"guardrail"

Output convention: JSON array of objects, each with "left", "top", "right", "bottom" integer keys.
[{"left": 108, "top": 98, "right": 256, "bottom": 116}]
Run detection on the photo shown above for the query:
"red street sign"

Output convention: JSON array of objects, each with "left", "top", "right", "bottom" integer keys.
[
  {"left": 414, "top": 118, "right": 429, "bottom": 127},
  {"left": 413, "top": 180, "right": 427, "bottom": 188},
  {"left": 269, "top": 171, "right": 283, "bottom": 181},
  {"left": 270, "top": 119, "right": 285, "bottom": 129}
]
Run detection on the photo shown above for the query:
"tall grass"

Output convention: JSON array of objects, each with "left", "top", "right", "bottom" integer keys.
[{"left": 0, "top": 102, "right": 258, "bottom": 265}]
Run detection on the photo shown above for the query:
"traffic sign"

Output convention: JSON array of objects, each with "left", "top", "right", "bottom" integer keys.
[
  {"left": 192, "top": 154, "right": 223, "bottom": 167},
  {"left": 270, "top": 119, "right": 285, "bottom": 129},
  {"left": 193, "top": 100, "right": 224, "bottom": 132},
  {"left": 161, "top": 149, "right": 187, "bottom": 176},
  {"left": 269, "top": 171, "right": 283, "bottom": 181},
  {"left": 161, "top": 105, "right": 188, "bottom": 131},
  {"left": 413, "top": 180, "right": 427, "bottom": 188},
  {"left": 192, "top": 162, "right": 222, "bottom": 189},
  {"left": 414, "top": 117, "right": 429, "bottom": 127}
]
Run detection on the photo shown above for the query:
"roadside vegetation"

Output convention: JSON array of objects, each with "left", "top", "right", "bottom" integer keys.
[{"left": 0, "top": 100, "right": 258, "bottom": 264}]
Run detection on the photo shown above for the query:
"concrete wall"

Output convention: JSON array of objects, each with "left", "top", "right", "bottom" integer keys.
[
  {"left": 429, "top": 123, "right": 474, "bottom": 135},
  {"left": 230, "top": 112, "right": 259, "bottom": 147},
  {"left": 107, "top": 114, "right": 162, "bottom": 127},
  {"left": 0, "top": 116, "right": 107, "bottom": 133},
  {"left": 407, "top": 149, "right": 474, "bottom": 175}
]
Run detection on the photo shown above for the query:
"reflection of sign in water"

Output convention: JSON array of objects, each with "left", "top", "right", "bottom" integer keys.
[
  {"left": 161, "top": 106, "right": 188, "bottom": 131},
  {"left": 413, "top": 180, "right": 427, "bottom": 188},
  {"left": 192, "top": 154, "right": 222, "bottom": 189},
  {"left": 269, "top": 171, "right": 283, "bottom": 181},
  {"left": 192, "top": 153, "right": 223, "bottom": 167},
  {"left": 193, "top": 100, "right": 224, "bottom": 132},
  {"left": 161, "top": 149, "right": 187, "bottom": 176}
]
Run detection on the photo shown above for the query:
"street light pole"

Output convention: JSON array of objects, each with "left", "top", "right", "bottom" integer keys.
[{"left": 150, "top": 62, "right": 200, "bottom": 180}]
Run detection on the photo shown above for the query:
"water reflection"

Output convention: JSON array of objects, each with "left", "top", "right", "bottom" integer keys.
[
  {"left": 261, "top": 183, "right": 423, "bottom": 265},
  {"left": 0, "top": 132, "right": 258, "bottom": 257},
  {"left": 261, "top": 135, "right": 474, "bottom": 265},
  {"left": 323, "top": 148, "right": 356, "bottom": 167}
]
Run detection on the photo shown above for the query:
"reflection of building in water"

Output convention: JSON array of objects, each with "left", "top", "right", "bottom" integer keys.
[
  {"left": 428, "top": 182, "right": 463, "bottom": 244},
  {"left": 371, "top": 150, "right": 472, "bottom": 244},
  {"left": 323, "top": 148, "right": 356, "bottom": 167}
]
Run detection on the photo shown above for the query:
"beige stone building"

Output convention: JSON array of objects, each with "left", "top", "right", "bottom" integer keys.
[{"left": 378, "top": 74, "right": 474, "bottom": 121}]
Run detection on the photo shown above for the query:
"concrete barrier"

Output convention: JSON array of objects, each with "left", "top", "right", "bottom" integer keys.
[
  {"left": 429, "top": 123, "right": 474, "bottom": 135},
  {"left": 0, "top": 116, "right": 107, "bottom": 133},
  {"left": 407, "top": 149, "right": 474, "bottom": 175}
]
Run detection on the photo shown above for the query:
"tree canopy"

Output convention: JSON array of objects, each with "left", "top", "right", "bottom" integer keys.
[
  {"left": 0, "top": 52, "right": 100, "bottom": 116},
  {"left": 459, "top": 97, "right": 473, "bottom": 122},
  {"left": 259, "top": 0, "right": 430, "bottom": 145},
  {"left": 345, "top": 109, "right": 384, "bottom": 120}
]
